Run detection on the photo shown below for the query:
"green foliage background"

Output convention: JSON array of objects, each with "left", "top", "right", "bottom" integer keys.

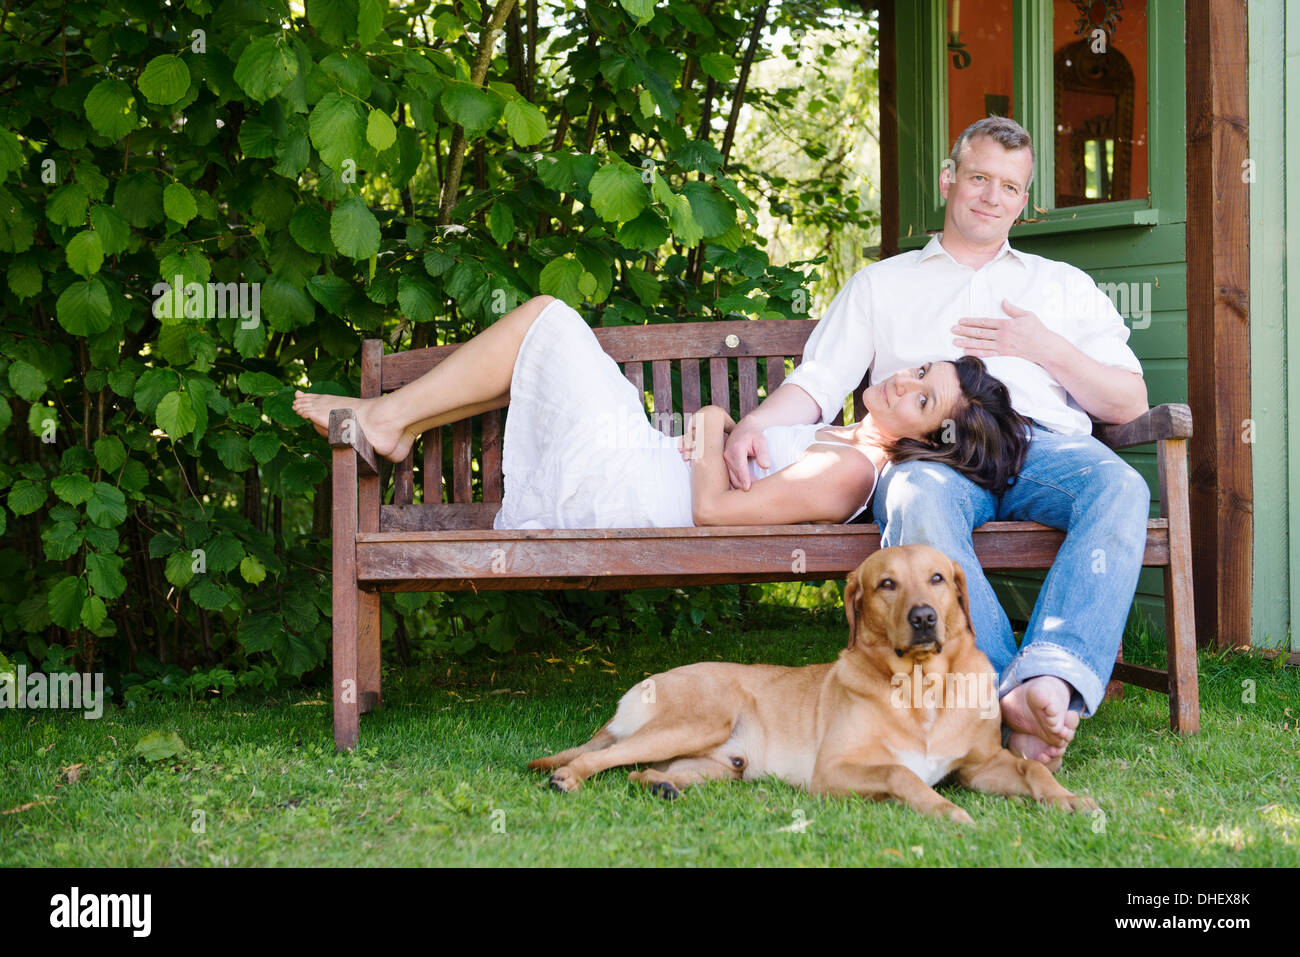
[{"left": 0, "top": 0, "right": 879, "bottom": 700}]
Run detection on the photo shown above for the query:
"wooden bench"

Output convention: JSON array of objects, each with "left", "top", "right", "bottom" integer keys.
[{"left": 327, "top": 319, "right": 1198, "bottom": 751}]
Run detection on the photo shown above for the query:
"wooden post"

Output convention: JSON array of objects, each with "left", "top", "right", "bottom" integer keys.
[
  {"left": 1185, "top": 0, "right": 1251, "bottom": 650},
  {"left": 1159, "top": 437, "right": 1200, "bottom": 733},
  {"left": 331, "top": 434, "right": 360, "bottom": 752},
  {"left": 358, "top": 341, "right": 383, "bottom": 716}
]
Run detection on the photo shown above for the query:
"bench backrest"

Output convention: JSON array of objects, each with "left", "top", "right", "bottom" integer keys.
[{"left": 363, "top": 317, "right": 869, "bottom": 524}]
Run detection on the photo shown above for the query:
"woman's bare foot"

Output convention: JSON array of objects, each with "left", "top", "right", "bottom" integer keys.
[
  {"left": 1006, "top": 712, "right": 1079, "bottom": 773},
  {"left": 1000, "top": 675, "right": 1083, "bottom": 772},
  {"left": 291, "top": 391, "right": 415, "bottom": 463}
]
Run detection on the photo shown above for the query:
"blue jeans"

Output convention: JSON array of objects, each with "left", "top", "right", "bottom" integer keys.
[{"left": 872, "top": 427, "right": 1150, "bottom": 717}]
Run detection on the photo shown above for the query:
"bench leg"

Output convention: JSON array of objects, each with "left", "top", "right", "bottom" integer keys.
[
  {"left": 332, "top": 446, "right": 361, "bottom": 751},
  {"left": 1158, "top": 438, "right": 1200, "bottom": 734},
  {"left": 1105, "top": 647, "right": 1125, "bottom": 701},
  {"left": 359, "top": 590, "right": 381, "bottom": 714}
]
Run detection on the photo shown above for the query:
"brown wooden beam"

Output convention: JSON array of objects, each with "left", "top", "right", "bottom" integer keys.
[{"left": 1185, "top": 0, "right": 1252, "bottom": 650}]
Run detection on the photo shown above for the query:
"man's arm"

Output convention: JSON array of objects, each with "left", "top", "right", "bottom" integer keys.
[
  {"left": 722, "top": 270, "right": 877, "bottom": 489},
  {"left": 720, "top": 383, "right": 822, "bottom": 490},
  {"left": 953, "top": 299, "right": 1148, "bottom": 425}
]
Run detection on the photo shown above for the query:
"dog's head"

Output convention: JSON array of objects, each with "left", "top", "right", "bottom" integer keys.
[{"left": 843, "top": 545, "right": 974, "bottom": 664}]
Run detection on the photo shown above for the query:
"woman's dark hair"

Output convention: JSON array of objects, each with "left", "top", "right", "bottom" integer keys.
[{"left": 885, "top": 357, "right": 1031, "bottom": 494}]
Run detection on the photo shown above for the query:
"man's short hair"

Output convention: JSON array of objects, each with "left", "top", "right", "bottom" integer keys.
[{"left": 949, "top": 116, "right": 1036, "bottom": 189}]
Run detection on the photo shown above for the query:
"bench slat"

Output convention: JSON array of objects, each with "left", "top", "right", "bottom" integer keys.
[
  {"left": 422, "top": 427, "right": 442, "bottom": 504},
  {"left": 482, "top": 410, "right": 502, "bottom": 502},
  {"left": 651, "top": 359, "right": 673, "bottom": 434},
  {"left": 765, "top": 355, "right": 786, "bottom": 397},
  {"left": 394, "top": 449, "right": 414, "bottom": 505},
  {"left": 623, "top": 360, "right": 644, "bottom": 396},
  {"left": 451, "top": 420, "right": 472, "bottom": 503},
  {"left": 738, "top": 357, "right": 758, "bottom": 418},
  {"left": 709, "top": 357, "right": 730, "bottom": 414},
  {"left": 681, "top": 358, "right": 701, "bottom": 413}
]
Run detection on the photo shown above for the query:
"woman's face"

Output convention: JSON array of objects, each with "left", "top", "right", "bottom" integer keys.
[{"left": 862, "top": 361, "right": 961, "bottom": 441}]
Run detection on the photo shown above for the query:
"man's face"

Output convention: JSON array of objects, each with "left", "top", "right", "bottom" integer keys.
[{"left": 939, "top": 135, "right": 1033, "bottom": 249}]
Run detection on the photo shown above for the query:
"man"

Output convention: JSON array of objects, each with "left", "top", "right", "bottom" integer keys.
[{"left": 723, "top": 116, "right": 1150, "bottom": 769}]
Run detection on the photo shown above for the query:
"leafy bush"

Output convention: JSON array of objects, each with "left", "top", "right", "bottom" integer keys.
[{"left": 0, "top": 0, "right": 877, "bottom": 692}]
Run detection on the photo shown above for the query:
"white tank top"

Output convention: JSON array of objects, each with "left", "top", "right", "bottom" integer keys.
[{"left": 748, "top": 423, "right": 879, "bottom": 523}]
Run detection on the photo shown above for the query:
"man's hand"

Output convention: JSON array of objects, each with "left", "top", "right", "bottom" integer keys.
[
  {"left": 677, "top": 407, "right": 735, "bottom": 462},
  {"left": 951, "top": 299, "right": 1062, "bottom": 365},
  {"left": 722, "top": 419, "right": 770, "bottom": 491}
]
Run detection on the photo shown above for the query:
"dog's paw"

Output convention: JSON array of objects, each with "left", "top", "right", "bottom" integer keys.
[
  {"left": 1064, "top": 794, "right": 1099, "bottom": 814},
  {"left": 548, "top": 768, "right": 582, "bottom": 793},
  {"left": 649, "top": 780, "right": 681, "bottom": 801},
  {"left": 943, "top": 804, "right": 974, "bottom": 825}
]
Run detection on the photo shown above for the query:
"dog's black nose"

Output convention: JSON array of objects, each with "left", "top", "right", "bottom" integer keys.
[{"left": 908, "top": 605, "right": 938, "bottom": 633}]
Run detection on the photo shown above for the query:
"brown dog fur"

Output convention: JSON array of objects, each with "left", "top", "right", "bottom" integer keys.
[{"left": 528, "top": 544, "right": 1097, "bottom": 823}]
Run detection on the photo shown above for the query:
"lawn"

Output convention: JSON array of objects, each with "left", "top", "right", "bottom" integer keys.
[{"left": 2, "top": 598, "right": 1297, "bottom": 867}]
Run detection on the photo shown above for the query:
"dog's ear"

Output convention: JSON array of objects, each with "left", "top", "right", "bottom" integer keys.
[
  {"left": 843, "top": 570, "right": 862, "bottom": 650},
  {"left": 949, "top": 561, "right": 975, "bottom": 639}
]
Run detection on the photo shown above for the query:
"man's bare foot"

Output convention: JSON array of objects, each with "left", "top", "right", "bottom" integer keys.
[
  {"left": 291, "top": 391, "right": 415, "bottom": 463},
  {"left": 1001, "top": 675, "right": 1076, "bottom": 748}
]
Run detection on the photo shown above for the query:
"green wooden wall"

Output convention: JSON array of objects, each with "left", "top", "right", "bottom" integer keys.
[
  {"left": 1248, "top": 0, "right": 1298, "bottom": 651},
  {"left": 891, "top": 0, "right": 1187, "bottom": 634}
]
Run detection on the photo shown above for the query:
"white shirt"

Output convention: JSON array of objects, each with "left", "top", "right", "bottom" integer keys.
[{"left": 782, "top": 234, "right": 1143, "bottom": 436}]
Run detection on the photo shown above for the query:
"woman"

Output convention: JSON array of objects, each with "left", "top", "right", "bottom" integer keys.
[{"left": 293, "top": 295, "right": 1029, "bottom": 528}]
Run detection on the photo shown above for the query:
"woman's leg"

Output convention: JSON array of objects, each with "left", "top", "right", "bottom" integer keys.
[{"left": 293, "top": 295, "right": 557, "bottom": 461}]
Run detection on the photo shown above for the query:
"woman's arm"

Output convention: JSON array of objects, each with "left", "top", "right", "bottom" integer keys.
[{"left": 687, "top": 406, "right": 875, "bottom": 526}]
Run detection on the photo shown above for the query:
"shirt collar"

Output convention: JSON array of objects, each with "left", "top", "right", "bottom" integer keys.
[{"left": 918, "top": 233, "right": 1028, "bottom": 267}]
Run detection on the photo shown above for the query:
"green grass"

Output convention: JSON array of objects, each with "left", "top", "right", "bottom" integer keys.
[{"left": 2, "top": 602, "right": 1298, "bottom": 867}]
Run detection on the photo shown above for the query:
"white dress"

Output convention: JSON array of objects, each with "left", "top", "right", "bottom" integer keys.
[{"left": 492, "top": 299, "right": 877, "bottom": 530}]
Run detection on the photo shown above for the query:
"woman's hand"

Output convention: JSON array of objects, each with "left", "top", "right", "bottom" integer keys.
[{"left": 678, "top": 406, "right": 734, "bottom": 462}]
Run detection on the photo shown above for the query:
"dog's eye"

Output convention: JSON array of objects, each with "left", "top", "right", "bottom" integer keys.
[
  {"left": 877, "top": 578, "right": 895, "bottom": 590},
  {"left": 930, "top": 573, "right": 944, "bottom": 584}
]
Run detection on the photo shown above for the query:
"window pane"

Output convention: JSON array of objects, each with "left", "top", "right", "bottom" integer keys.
[
  {"left": 946, "top": 0, "right": 1015, "bottom": 153},
  {"left": 1053, "top": 0, "right": 1149, "bottom": 207}
]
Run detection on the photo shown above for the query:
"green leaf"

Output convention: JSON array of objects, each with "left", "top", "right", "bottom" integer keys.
[
  {"left": 7, "top": 359, "right": 45, "bottom": 401},
  {"left": 48, "top": 576, "right": 87, "bottom": 630},
  {"left": 66, "top": 229, "right": 104, "bottom": 277},
  {"left": 668, "top": 193, "right": 703, "bottom": 246},
  {"left": 681, "top": 181, "right": 734, "bottom": 238},
  {"left": 289, "top": 204, "right": 336, "bottom": 255},
  {"left": 56, "top": 279, "right": 113, "bottom": 336},
  {"left": 309, "top": 92, "right": 366, "bottom": 171},
  {"left": 503, "top": 98, "right": 548, "bottom": 146},
  {"left": 330, "top": 197, "right": 381, "bottom": 259},
  {"left": 42, "top": 521, "right": 82, "bottom": 561},
  {"left": 94, "top": 435, "right": 127, "bottom": 472},
  {"left": 617, "top": 208, "right": 670, "bottom": 251},
  {"left": 138, "top": 54, "right": 191, "bottom": 105},
  {"left": 539, "top": 257, "right": 585, "bottom": 307},
  {"left": 47, "top": 183, "right": 89, "bottom": 227},
  {"left": 306, "top": 274, "right": 352, "bottom": 313},
  {"left": 86, "top": 552, "right": 126, "bottom": 599},
  {"left": 397, "top": 274, "right": 437, "bottom": 323},
  {"left": 86, "top": 482, "right": 127, "bottom": 528},
  {"left": 237, "top": 371, "right": 282, "bottom": 396},
  {"left": 165, "top": 551, "right": 194, "bottom": 588},
  {"left": 588, "top": 160, "right": 647, "bottom": 223},
  {"left": 358, "top": 0, "right": 385, "bottom": 43},
  {"left": 625, "top": 266, "right": 661, "bottom": 306},
  {"left": 308, "top": 0, "right": 359, "bottom": 45},
  {"left": 261, "top": 275, "right": 315, "bottom": 331},
  {"left": 133, "top": 368, "right": 178, "bottom": 416},
  {"left": 617, "top": 0, "right": 656, "bottom": 25},
  {"left": 7, "top": 259, "right": 42, "bottom": 299},
  {"left": 156, "top": 390, "right": 197, "bottom": 439},
  {"left": 81, "top": 595, "right": 107, "bottom": 630},
  {"left": 211, "top": 430, "right": 251, "bottom": 471},
  {"left": 191, "top": 579, "right": 233, "bottom": 611},
  {"left": 163, "top": 183, "right": 197, "bottom": 225},
  {"left": 240, "top": 555, "right": 268, "bottom": 585},
  {"left": 699, "top": 53, "right": 736, "bottom": 82},
  {"left": 206, "top": 533, "right": 245, "bottom": 574},
  {"left": 365, "top": 109, "right": 396, "bottom": 151},
  {"left": 249, "top": 430, "right": 280, "bottom": 464},
  {"left": 423, "top": 249, "right": 455, "bottom": 276},
  {"left": 88, "top": 205, "right": 129, "bottom": 257},
  {"left": 52, "top": 472, "right": 93, "bottom": 505},
  {"left": 442, "top": 85, "right": 502, "bottom": 135},
  {"left": 84, "top": 78, "right": 138, "bottom": 139},
  {"left": 0, "top": 184, "right": 35, "bottom": 252},
  {"left": 488, "top": 202, "right": 514, "bottom": 245},
  {"left": 234, "top": 35, "right": 298, "bottom": 102},
  {"left": 0, "top": 128, "right": 23, "bottom": 182},
  {"left": 132, "top": 731, "right": 187, "bottom": 762}
]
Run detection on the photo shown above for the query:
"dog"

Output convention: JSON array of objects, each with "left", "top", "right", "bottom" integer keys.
[{"left": 528, "top": 545, "right": 1097, "bottom": 823}]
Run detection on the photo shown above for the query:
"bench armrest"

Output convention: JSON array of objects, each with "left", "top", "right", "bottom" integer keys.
[
  {"left": 1093, "top": 403, "right": 1193, "bottom": 450},
  {"left": 328, "top": 408, "right": 379, "bottom": 476}
]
